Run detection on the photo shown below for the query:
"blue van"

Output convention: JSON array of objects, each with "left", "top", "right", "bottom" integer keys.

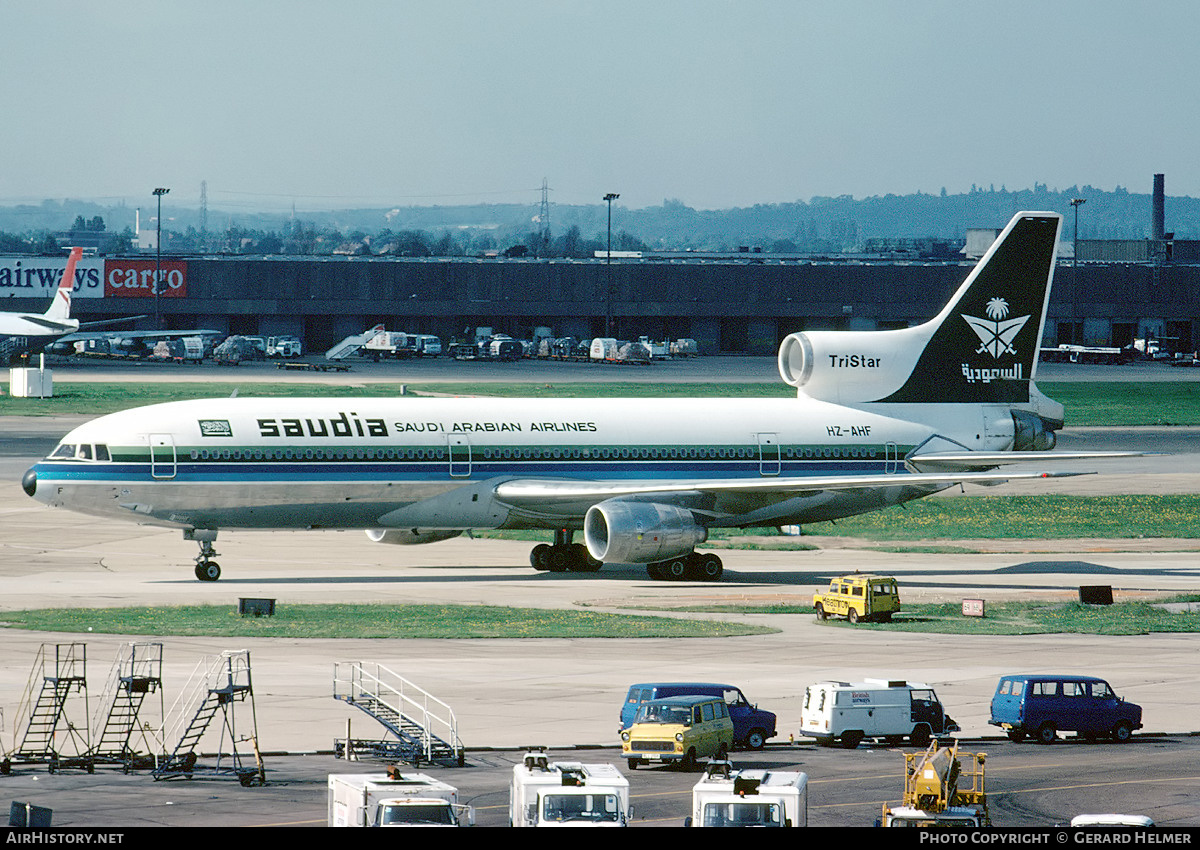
[
  {"left": 988, "top": 675, "right": 1142, "bottom": 744},
  {"left": 620, "top": 683, "right": 776, "bottom": 749}
]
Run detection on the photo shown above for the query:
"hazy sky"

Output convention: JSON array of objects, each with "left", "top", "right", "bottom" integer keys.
[{"left": 3, "top": 1, "right": 1197, "bottom": 213}]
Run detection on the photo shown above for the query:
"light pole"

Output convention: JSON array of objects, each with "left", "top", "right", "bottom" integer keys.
[
  {"left": 153, "top": 187, "right": 170, "bottom": 328},
  {"left": 1070, "top": 197, "right": 1085, "bottom": 344},
  {"left": 603, "top": 192, "right": 619, "bottom": 337}
]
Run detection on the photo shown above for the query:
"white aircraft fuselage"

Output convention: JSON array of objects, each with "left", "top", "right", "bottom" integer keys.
[{"left": 26, "top": 212, "right": 1121, "bottom": 582}]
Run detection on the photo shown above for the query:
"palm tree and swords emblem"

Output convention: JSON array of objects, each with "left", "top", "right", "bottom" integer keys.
[{"left": 962, "top": 297, "right": 1030, "bottom": 359}]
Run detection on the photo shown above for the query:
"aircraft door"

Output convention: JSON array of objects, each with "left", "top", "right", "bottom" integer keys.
[
  {"left": 149, "top": 433, "right": 177, "bottom": 479},
  {"left": 757, "top": 432, "right": 781, "bottom": 476},
  {"left": 885, "top": 441, "right": 900, "bottom": 474},
  {"left": 448, "top": 432, "right": 471, "bottom": 478}
]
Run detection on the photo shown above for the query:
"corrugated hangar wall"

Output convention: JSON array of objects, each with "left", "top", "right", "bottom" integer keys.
[{"left": 72, "top": 257, "right": 1200, "bottom": 355}]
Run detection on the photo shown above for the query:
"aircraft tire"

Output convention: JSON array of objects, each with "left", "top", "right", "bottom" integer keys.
[
  {"left": 530, "top": 544, "right": 551, "bottom": 571},
  {"left": 694, "top": 553, "right": 723, "bottom": 581},
  {"left": 546, "top": 547, "right": 570, "bottom": 572},
  {"left": 195, "top": 562, "right": 221, "bottom": 582},
  {"left": 664, "top": 558, "right": 688, "bottom": 580}
]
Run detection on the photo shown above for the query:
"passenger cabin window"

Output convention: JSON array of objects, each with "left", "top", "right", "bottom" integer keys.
[
  {"left": 1062, "top": 682, "right": 1086, "bottom": 698},
  {"left": 1091, "top": 682, "right": 1114, "bottom": 699},
  {"left": 1032, "top": 682, "right": 1057, "bottom": 697}
]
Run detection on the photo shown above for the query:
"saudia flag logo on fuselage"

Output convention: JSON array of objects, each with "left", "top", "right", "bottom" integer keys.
[{"left": 960, "top": 297, "right": 1029, "bottom": 383}]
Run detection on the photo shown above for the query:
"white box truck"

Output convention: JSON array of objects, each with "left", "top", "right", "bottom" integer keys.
[
  {"left": 799, "top": 679, "right": 959, "bottom": 749},
  {"left": 327, "top": 768, "right": 473, "bottom": 827},
  {"left": 266, "top": 335, "right": 302, "bottom": 358},
  {"left": 685, "top": 760, "right": 808, "bottom": 827},
  {"left": 509, "top": 750, "right": 633, "bottom": 827}
]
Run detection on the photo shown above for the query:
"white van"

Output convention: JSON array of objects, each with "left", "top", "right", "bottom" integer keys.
[{"left": 799, "top": 679, "right": 959, "bottom": 749}]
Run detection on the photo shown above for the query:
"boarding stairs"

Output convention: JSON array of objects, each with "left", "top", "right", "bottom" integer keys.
[
  {"left": 153, "top": 650, "right": 264, "bottom": 784},
  {"left": 4, "top": 643, "right": 93, "bottom": 774},
  {"left": 0, "top": 336, "right": 30, "bottom": 364},
  {"left": 333, "top": 662, "right": 464, "bottom": 766},
  {"left": 89, "top": 643, "right": 164, "bottom": 771},
  {"left": 325, "top": 324, "right": 383, "bottom": 360}
]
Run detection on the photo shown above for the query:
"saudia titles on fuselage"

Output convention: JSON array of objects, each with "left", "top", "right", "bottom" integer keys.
[{"left": 253, "top": 412, "right": 597, "bottom": 439}]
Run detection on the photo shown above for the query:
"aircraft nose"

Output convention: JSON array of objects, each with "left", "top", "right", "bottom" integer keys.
[{"left": 22, "top": 467, "right": 37, "bottom": 498}]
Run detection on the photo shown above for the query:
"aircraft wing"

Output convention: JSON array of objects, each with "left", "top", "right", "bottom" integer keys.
[
  {"left": 59, "top": 326, "right": 216, "bottom": 342},
  {"left": 494, "top": 469, "right": 1086, "bottom": 504},
  {"left": 906, "top": 450, "right": 1149, "bottom": 472}
]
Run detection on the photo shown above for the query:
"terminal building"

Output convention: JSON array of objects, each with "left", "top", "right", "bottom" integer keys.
[{"left": 1, "top": 248, "right": 1192, "bottom": 358}]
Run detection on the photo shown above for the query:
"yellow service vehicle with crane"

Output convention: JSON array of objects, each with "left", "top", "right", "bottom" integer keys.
[{"left": 879, "top": 741, "right": 989, "bottom": 827}]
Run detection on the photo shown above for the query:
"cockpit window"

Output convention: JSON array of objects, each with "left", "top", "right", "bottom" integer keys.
[{"left": 49, "top": 443, "right": 110, "bottom": 462}]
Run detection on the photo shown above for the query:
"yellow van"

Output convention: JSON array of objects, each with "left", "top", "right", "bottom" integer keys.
[
  {"left": 813, "top": 574, "right": 900, "bottom": 624},
  {"left": 622, "top": 695, "right": 735, "bottom": 770}
]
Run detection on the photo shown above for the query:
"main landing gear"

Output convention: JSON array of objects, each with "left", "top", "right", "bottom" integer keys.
[
  {"left": 528, "top": 531, "right": 725, "bottom": 582},
  {"left": 530, "top": 529, "right": 602, "bottom": 573},
  {"left": 645, "top": 552, "right": 723, "bottom": 582},
  {"left": 186, "top": 529, "right": 222, "bottom": 582}
]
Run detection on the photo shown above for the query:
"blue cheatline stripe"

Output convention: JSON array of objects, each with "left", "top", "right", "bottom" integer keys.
[{"left": 34, "top": 456, "right": 895, "bottom": 485}]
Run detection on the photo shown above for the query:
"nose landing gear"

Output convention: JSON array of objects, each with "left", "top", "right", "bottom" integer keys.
[{"left": 185, "top": 529, "right": 222, "bottom": 582}]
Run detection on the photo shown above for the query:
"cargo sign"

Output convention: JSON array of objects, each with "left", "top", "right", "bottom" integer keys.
[
  {"left": 0, "top": 257, "right": 105, "bottom": 299},
  {"left": 0, "top": 257, "right": 189, "bottom": 299},
  {"left": 104, "top": 260, "right": 188, "bottom": 297}
]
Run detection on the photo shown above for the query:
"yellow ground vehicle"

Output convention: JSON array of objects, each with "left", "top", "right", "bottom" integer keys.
[
  {"left": 813, "top": 573, "right": 900, "bottom": 623},
  {"left": 880, "top": 741, "right": 989, "bottom": 827},
  {"left": 622, "top": 695, "right": 734, "bottom": 770}
]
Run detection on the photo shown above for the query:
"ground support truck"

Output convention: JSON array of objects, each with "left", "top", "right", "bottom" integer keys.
[
  {"left": 328, "top": 768, "right": 473, "bottom": 827},
  {"left": 800, "top": 679, "right": 959, "bottom": 748},
  {"left": 879, "top": 741, "right": 989, "bottom": 827},
  {"left": 509, "top": 750, "right": 632, "bottom": 827},
  {"left": 685, "top": 760, "right": 808, "bottom": 827}
]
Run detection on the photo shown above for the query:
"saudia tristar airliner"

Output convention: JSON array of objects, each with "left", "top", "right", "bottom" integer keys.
[{"left": 23, "top": 212, "right": 1131, "bottom": 583}]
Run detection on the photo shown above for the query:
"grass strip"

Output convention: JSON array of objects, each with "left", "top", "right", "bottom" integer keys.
[
  {"left": 0, "top": 603, "right": 775, "bottom": 639},
  {"left": 641, "top": 597, "right": 1200, "bottom": 636},
  {"left": 805, "top": 494, "right": 1200, "bottom": 540}
]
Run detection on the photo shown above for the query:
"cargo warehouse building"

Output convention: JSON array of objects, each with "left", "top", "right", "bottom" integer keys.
[{"left": 3, "top": 249, "right": 1199, "bottom": 357}]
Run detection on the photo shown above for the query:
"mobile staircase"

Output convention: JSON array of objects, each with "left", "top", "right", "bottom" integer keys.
[
  {"left": 325, "top": 323, "right": 384, "bottom": 360},
  {"left": 1, "top": 336, "right": 30, "bottom": 364},
  {"left": 89, "top": 642, "right": 165, "bottom": 772},
  {"left": 333, "top": 662, "right": 464, "bottom": 767},
  {"left": 153, "top": 650, "right": 264, "bottom": 785},
  {"left": 3, "top": 643, "right": 92, "bottom": 775}
]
